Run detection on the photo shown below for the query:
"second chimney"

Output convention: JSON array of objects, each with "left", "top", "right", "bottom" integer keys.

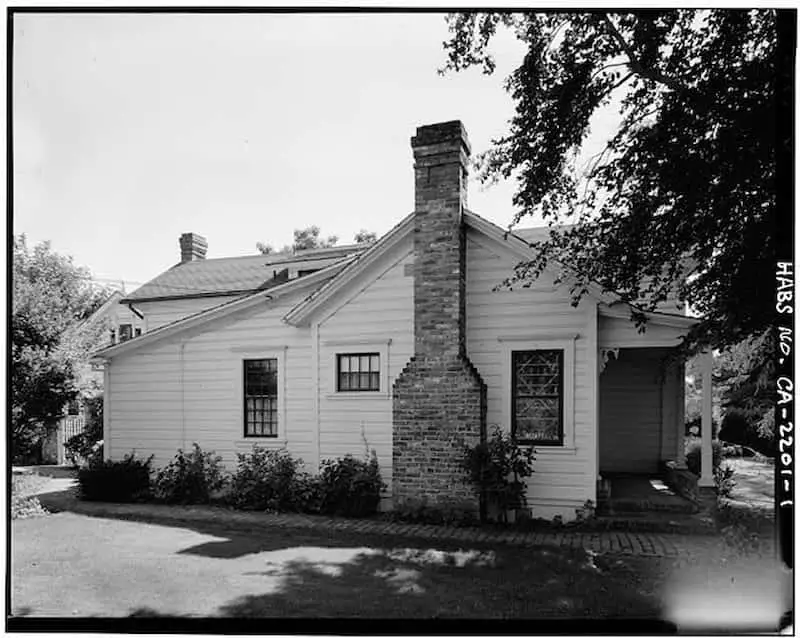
[{"left": 179, "top": 233, "right": 208, "bottom": 263}]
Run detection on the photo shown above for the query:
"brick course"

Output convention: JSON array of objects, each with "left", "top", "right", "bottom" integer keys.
[{"left": 392, "top": 121, "right": 487, "bottom": 511}]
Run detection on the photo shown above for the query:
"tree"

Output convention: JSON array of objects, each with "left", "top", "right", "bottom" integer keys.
[
  {"left": 256, "top": 226, "right": 339, "bottom": 254},
  {"left": 442, "top": 11, "right": 781, "bottom": 370},
  {"left": 12, "top": 235, "right": 106, "bottom": 461},
  {"left": 354, "top": 229, "right": 378, "bottom": 244}
]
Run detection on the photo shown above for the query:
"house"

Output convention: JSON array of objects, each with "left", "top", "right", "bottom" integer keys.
[
  {"left": 43, "top": 290, "right": 145, "bottom": 464},
  {"left": 91, "top": 120, "right": 716, "bottom": 521}
]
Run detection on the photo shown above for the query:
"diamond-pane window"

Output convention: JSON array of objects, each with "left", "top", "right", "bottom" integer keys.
[
  {"left": 337, "top": 353, "right": 380, "bottom": 391},
  {"left": 512, "top": 350, "right": 563, "bottom": 445},
  {"left": 244, "top": 359, "right": 278, "bottom": 437}
]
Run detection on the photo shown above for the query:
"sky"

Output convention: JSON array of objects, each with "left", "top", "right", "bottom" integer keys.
[{"left": 13, "top": 11, "right": 614, "bottom": 291}]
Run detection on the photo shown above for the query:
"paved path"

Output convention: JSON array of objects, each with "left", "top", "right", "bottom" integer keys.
[{"left": 31, "top": 483, "right": 770, "bottom": 561}]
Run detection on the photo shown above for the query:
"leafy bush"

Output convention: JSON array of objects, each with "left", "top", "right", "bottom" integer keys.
[
  {"left": 78, "top": 452, "right": 153, "bottom": 502},
  {"left": 64, "top": 395, "right": 104, "bottom": 467},
  {"left": 391, "top": 498, "right": 478, "bottom": 527},
  {"left": 229, "top": 447, "right": 310, "bottom": 512},
  {"left": 685, "top": 438, "right": 722, "bottom": 476},
  {"left": 715, "top": 463, "right": 736, "bottom": 498},
  {"left": 153, "top": 444, "right": 227, "bottom": 504},
  {"left": 461, "top": 426, "right": 535, "bottom": 522},
  {"left": 318, "top": 450, "right": 385, "bottom": 517}
]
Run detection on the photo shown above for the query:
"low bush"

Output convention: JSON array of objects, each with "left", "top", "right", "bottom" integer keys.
[
  {"left": 685, "top": 438, "right": 723, "bottom": 476},
  {"left": 64, "top": 395, "right": 104, "bottom": 467},
  {"left": 153, "top": 443, "right": 228, "bottom": 504},
  {"left": 715, "top": 463, "right": 736, "bottom": 498},
  {"left": 318, "top": 450, "right": 385, "bottom": 517},
  {"left": 229, "top": 447, "right": 310, "bottom": 512},
  {"left": 391, "top": 498, "right": 478, "bottom": 527},
  {"left": 461, "top": 426, "right": 535, "bottom": 523},
  {"left": 78, "top": 453, "right": 153, "bottom": 502}
]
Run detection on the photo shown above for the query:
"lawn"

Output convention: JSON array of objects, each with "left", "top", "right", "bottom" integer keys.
[{"left": 12, "top": 511, "right": 667, "bottom": 619}]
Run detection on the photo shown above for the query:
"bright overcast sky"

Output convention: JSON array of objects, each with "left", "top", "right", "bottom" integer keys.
[{"left": 13, "top": 12, "right": 614, "bottom": 290}]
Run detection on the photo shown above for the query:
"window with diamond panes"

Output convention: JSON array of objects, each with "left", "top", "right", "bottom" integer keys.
[
  {"left": 337, "top": 353, "right": 380, "bottom": 391},
  {"left": 512, "top": 350, "right": 563, "bottom": 445},
  {"left": 244, "top": 358, "right": 278, "bottom": 437}
]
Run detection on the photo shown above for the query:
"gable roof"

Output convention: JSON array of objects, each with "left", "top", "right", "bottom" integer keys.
[
  {"left": 91, "top": 257, "right": 357, "bottom": 361},
  {"left": 123, "top": 244, "right": 366, "bottom": 302}
]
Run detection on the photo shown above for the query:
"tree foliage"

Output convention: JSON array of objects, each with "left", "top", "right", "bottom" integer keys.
[
  {"left": 354, "top": 229, "right": 378, "bottom": 244},
  {"left": 12, "top": 235, "right": 106, "bottom": 461},
  {"left": 442, "top": 10, "right": 780, "bottom": 363},
  {"left": 256, "top": 225, "right": 339, "bottom": 254}
]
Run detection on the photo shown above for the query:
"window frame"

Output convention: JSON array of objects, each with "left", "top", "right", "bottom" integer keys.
[
  {"left": 322, "top": 339, "right": 391, "bottom": 400},
  {"left": 511, "top": 349, "right": 564, "bottom": 446},
  {"left": 242, "top": 358, "right": 280, "bottom": 438},
  {"left": 336, "top": 352, "right": 381, "bottom": 392},
  {"left": 499, "top": 334, "right": 578, "bottom": 451}
]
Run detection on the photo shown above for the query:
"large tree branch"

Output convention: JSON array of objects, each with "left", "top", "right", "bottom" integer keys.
[{"left": 600, "top": 13, "right": 689, "bottom": 92}]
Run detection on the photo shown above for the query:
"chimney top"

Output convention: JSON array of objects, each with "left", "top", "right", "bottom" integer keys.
[
  {"left": 179, "top": 232, "right": 208, "bottom": 263},
  {"left": 411, "top": 120, "right": 471, "bottom": 156}
]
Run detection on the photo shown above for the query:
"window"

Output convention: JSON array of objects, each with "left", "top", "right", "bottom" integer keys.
[
  {"left": 337, "top": 353, "right": 380, "bottom": 391},
  {"left": 244, "top": 359, "right": 278, "bottom": 437},
  {"left": 512, "top": 349, "right": 564, "bottom": 445},
  {"left": 135, "top": 327, "right": 142, "bottom": 337},
  {"left": 119, "top": 323, "right": 133, "bottom": 342}
]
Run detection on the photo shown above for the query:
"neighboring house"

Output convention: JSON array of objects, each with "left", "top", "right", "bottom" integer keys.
[
  {"left": 44, "top": 290, "right": 145, "bottom": 464},
  {"left": 92, "top": 120, "right": 715, "bottom": 520}
]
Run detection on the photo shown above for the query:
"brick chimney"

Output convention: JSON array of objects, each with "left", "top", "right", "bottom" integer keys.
[
  {"left": 179, "top": 233, "right": 207, "bottom": 263},
  {"left": 392, "top": 121, "right": 486, "bottom": 512}
]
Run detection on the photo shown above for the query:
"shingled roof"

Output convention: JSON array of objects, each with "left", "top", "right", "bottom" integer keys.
[{"left": 122, "top": 244, "right": 367, "bottom": 302}]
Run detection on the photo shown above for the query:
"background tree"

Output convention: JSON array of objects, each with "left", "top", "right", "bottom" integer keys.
[
  {"left": 256, "top": 226, "right": 339, "bottom": 254},
  {"left": 443, "top": 10, "right": 782, "bottom": 442},
  {"left": 354, "top": 229, "right": 378, "bottom": 244},
  {"left": 12, "top": 235, "right": 106, "bottom": 462},
  {"left": 443, "top": 10, "right": 778, "bottom": 356}
]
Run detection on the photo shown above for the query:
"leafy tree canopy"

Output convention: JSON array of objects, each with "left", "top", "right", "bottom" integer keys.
[
  {"left": 442, "top": 10, "right": 779, "bottom": 365},
  {"left": 12, "top": 235, "right": 107, "bottom": 460},
  {"left": 256, "top": 226, "right": 339, "bottom": 254},
  {"left": 354, "top": 229, "right": 378, "bottom": 244}
]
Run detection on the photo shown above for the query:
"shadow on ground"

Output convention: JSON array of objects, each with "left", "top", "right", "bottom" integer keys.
[{"left": 33, "top": 488, "right": 664, "bottom": 619}]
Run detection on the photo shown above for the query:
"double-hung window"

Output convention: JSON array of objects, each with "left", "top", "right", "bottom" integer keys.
[
  {"left": 337, "top": 353, "right": 380, "bottom": 392},
  {"left": 244, "top": 358, "right": 278, "bottom": 437},
  {"left": 512, "top": 349, "right": 564, "bottom": 445}
]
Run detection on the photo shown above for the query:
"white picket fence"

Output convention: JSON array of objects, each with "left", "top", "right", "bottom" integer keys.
[{"left": 57, "top": 415, "right": 86, "bottom": 465}]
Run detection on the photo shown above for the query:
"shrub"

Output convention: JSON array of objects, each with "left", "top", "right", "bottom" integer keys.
[
  {"left": 318, "top": 450, "right": 385, "bottom": 518},
  {"left": 391, "top": 498, "right": 478, "bottom": 527},
  {"left": 64, "top": 395, "right": 104, "bottom": 467},
  {"left": 153, "top": 444, "right": 228, "bottom": 504},
  {"left": 78, "top": 452, "right": 153, "bottom": 502},
  {"left": 685, "top": 438, "right": 722, "bottom": 476},
  {"left": 229, "top": 447, "right": 308, "bottom": 512},
  {"left": 715, "top": 463, "right": 736, "bottom": 499},
  {"left": 461, "top": 426, "right": 535, "bottom": 522}
]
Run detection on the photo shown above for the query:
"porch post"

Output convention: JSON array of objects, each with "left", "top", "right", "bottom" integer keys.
[{"left": 699, "top": 349, "right": 714, "bottom": 487}]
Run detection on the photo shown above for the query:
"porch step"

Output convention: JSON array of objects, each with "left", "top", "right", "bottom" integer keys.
[
  {"left": 597, "top": 497, "right": 698, "bottom": 515},
  {"left": 591, "top": 512, "right": 717, "bottom": 535}
]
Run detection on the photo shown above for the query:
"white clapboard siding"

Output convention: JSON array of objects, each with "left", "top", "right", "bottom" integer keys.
[
  {"left": 598, "top": 348, "right": 667, "bottom": 473},
  {"left": 317, "top": 248, "right": 414, "bottom": 497},
  {"left": 465, "top": 229, "right": 597, "bottom": 518},
  {"left": 136, "top": 297, "right": 229, "bottom": 332},
  {"left": 108, "top": 292, "right": 314, "bottom": 471},
  {"left": 598, "top": 315, "right": 688, "bottom": 347}
]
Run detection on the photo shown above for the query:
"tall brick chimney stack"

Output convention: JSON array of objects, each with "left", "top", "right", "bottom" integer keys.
[
  {"left": 392, "top": 120, "right": 486, "bottom": 512},
  {"left": 179, "top": 233, "right": 208, "bottom": 263}
]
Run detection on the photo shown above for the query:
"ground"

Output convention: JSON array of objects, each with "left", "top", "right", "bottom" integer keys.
[{"left": 9, "top": 461, "right": 788, "bottom": 626}]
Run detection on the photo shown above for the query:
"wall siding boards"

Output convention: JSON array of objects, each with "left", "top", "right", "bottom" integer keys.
[
  {"left": 464, "top": 230, "right": 596, "bottom": 520},
  {"left": 317, "top": 249, "right": 414, "bottom": 500},
  {"left": 136, "top": 297, "right": 228, "bottom": 332}
]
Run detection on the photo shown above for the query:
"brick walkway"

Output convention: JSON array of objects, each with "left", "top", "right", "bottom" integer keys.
[{"left": 32, "top": 486, "right": 756, "bottom": 560}]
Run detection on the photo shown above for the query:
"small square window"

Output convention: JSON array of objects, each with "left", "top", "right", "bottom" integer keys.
[
  {"left": 119, "top": 324, "right": 133, "bottom": 342},
  {"left": 337, "top": 353, "right": 380, "bottom": 392}
]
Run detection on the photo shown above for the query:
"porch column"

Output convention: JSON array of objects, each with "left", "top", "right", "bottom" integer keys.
[{"left": 699, "top": 349, "right": 714, "bottom": 487}]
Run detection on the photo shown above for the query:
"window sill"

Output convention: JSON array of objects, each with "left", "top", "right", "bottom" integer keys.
[
  {"left": 234, "top": 438, "right": 288, "bottom": 449},
  {"left": 325, "top": 392, "right": 390, "bottom": 400},
  {"left": 529, "top": 446, "right": 578, "bottom": 455}
]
